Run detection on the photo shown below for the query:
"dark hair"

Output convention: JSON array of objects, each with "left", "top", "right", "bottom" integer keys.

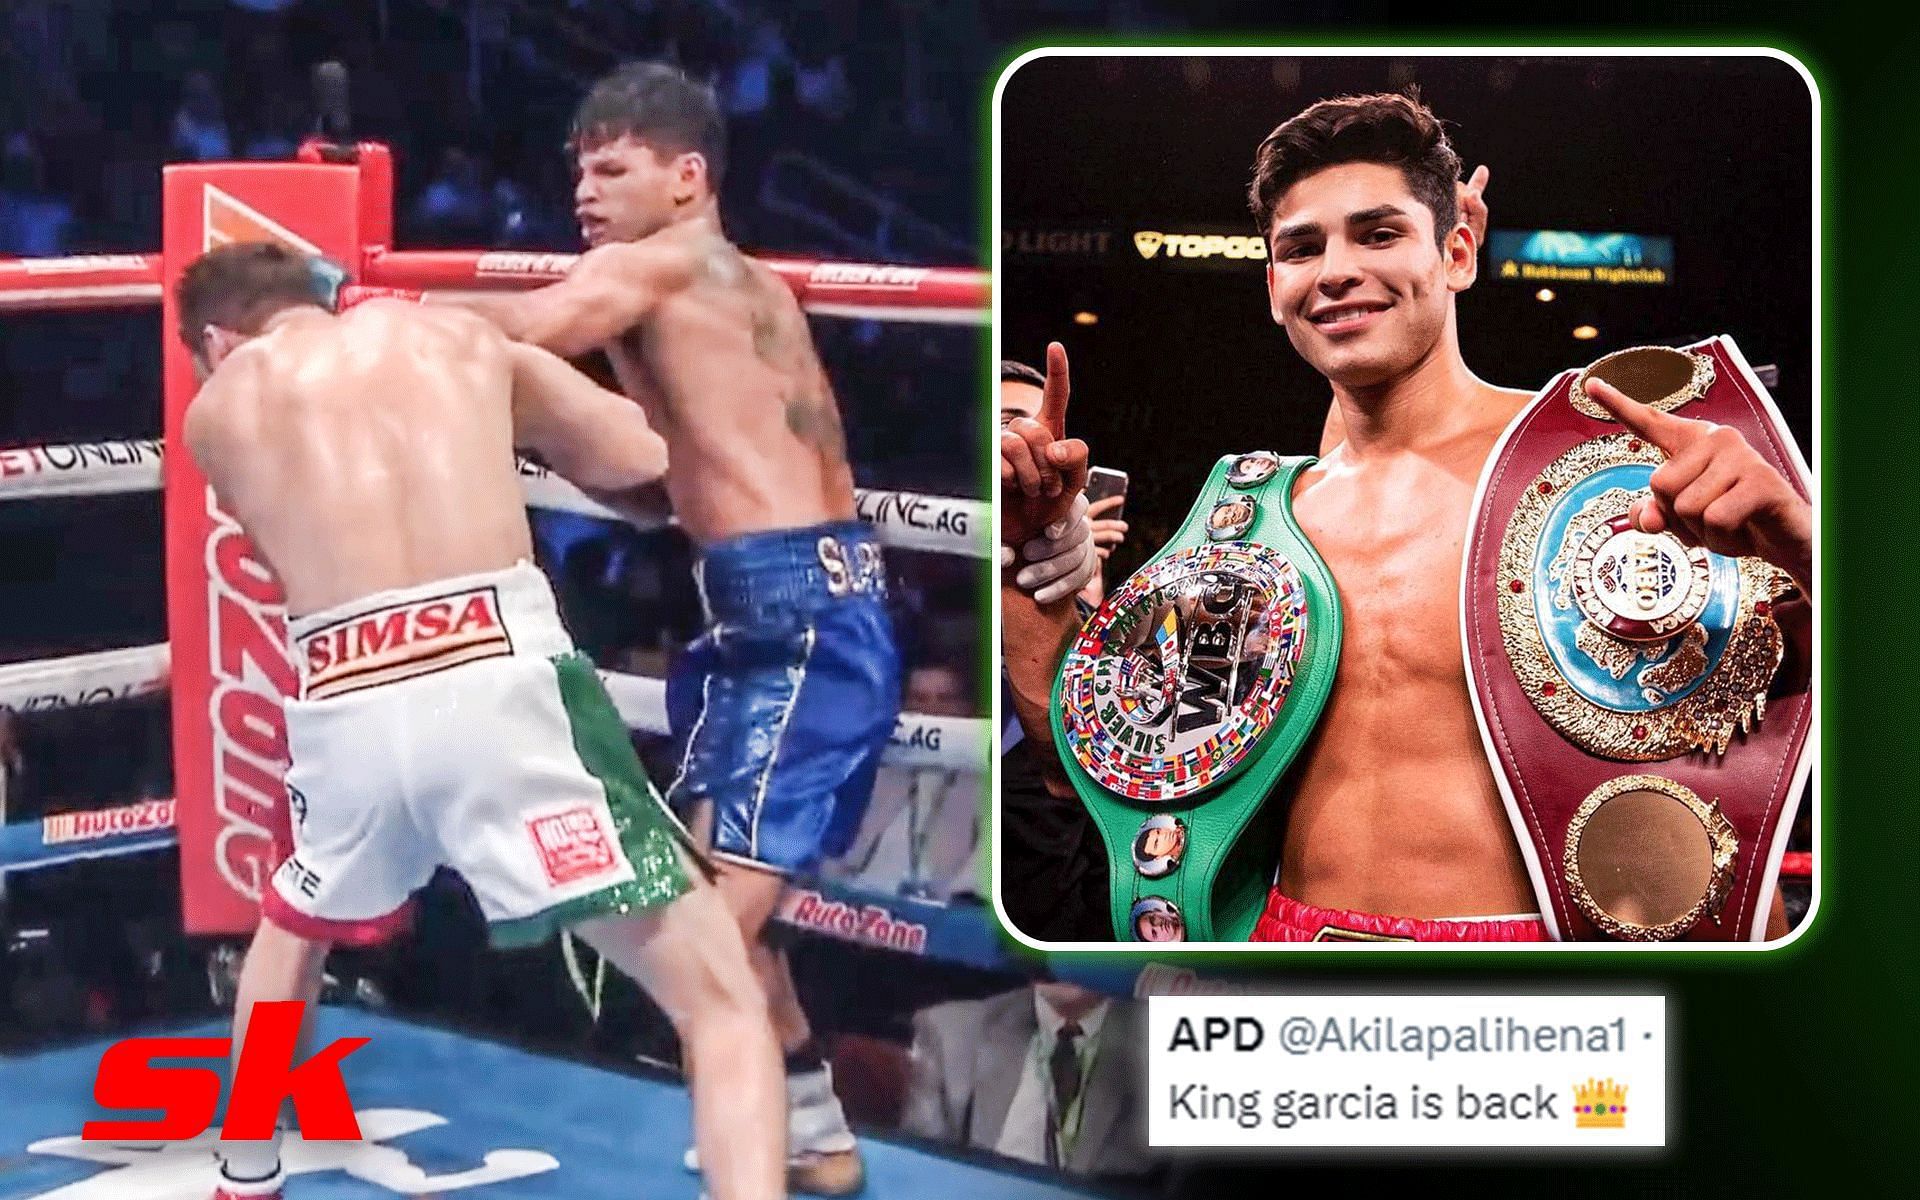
[
  {"left": 999, "top": 360, "right": 1046, "bottom": 388},
  {"left": 175, "top": 242, "right": 330, "bottom": 353},
  {"left": 570, "top": 61, "right": 726, "bottom": 190},
  {"left": 1248, "top": 92, "right": 1461, "bottom": 250}
]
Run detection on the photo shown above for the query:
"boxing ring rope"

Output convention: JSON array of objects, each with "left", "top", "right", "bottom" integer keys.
[
  {"left": 0, "top": 437, "right": 988, "bottom": 558},
  {"left": 0, "top": 440, "right": 987, "bottom": 766},
  {"left": 0, "top": 644, "right": 172, "bottom": 713},
  {"left": 0, "top": 254, "right": 163, "bottom": 312},
  {"left": 0, "top": 249, "right": 991, "bottom": 325},
  {"left": 0, "top": 641, "right": 980, "bottom": 763},
  {"left": 364, "top": 248, "right": 990, "bottom": 326}
]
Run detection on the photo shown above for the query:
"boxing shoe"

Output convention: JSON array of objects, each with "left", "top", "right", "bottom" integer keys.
[
  {"left": 684, "top": 1063, "right": 864, "bottom": 1196},
  {"left": 212, "top": 1165, "right": 284, "bottom": 1200}
]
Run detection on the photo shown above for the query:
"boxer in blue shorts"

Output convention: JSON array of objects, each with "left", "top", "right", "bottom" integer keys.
[
  {"left": 667, "top": 522, "right": 900, "bottom": 876},
  {"left": 453, "top": 61, "right": 900, "bottom": 1193}
]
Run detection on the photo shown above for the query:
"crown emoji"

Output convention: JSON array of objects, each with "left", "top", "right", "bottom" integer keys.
[{"left": 1573, "top": 1078, "right": 1628, "bottom": 1129}]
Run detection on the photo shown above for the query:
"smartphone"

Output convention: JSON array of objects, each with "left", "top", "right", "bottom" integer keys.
[{"left": 1085, "top": 466, "right": 1129, "bottom": 517}]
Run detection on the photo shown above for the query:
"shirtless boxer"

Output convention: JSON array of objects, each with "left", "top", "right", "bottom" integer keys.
[
  {"left": 1004, "top": 94, "right": 1811, "bottom": 941},
  {"left": 448, "top": 62, "right": 899, "bottom": 1192},
  {"left": 173, "top": 241, "right": 781, "bottom": 1200}
]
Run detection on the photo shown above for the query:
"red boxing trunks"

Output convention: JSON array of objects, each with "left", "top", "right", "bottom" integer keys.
[{"left": 1250, "top": 889, "right": 1549, "bottom": 943}]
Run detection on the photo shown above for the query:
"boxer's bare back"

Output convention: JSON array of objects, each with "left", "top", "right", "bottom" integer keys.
[
  {"left": 185, "top": 301, "right": 666, "bottom": 615},
  {"left": 178, "top": 255, "right": 786, "bottom": 1198}
]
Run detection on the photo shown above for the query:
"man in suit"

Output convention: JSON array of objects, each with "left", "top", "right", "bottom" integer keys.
[{"left": 901, "top": 981, "right": 1155, "bottom": 1180}]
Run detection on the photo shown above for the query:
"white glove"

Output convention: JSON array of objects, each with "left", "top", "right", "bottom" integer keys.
[{"left": 1008, "top": 493, "right": 1098, "bottom": 604}]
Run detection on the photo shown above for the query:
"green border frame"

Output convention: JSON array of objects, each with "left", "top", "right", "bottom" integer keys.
[{"left": 984, "top": 43, "right": 1826, "bottom": 972}]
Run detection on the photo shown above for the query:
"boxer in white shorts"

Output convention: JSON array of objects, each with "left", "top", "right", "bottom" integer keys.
[
  {"left": 175, "top": 241, "right": 783, "bottom": 1200},
  {"left": 275, "top": 562, "right": 690, "bottom": 947}
]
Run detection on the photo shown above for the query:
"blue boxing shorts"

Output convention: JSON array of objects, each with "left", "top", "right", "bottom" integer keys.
[{"left": 665, "top": 521, "right": 901, "bottom": 874}]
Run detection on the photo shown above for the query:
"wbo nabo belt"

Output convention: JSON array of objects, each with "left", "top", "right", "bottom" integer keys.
[
  {"left": 1051, "top": 453, "right": 1341, "bottom": 942},
  {"left": 1463, "top": 336, "right": 1813, "bottom": 942}
]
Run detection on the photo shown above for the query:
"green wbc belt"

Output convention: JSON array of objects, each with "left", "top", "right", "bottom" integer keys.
[{"left": 1050, "top": 452, "right": 1341, "bottom": 942}]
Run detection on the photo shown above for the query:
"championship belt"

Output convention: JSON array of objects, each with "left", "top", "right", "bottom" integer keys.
[
  {"left": 1051, "top": 453, "right": 1341, "bottom": 942},
  {"left": 1463, "top": 337, "right": 1812, "bottom": 941}
]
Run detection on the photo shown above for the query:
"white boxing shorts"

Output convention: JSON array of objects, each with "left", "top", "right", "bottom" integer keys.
[{"left": 264, "top": 561, "right": 692, "bottom": 949}]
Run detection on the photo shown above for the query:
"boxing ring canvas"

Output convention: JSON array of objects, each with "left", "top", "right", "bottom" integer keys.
[{"left": 0, "top": 1008, "right": 1097, "bottom": 1200}]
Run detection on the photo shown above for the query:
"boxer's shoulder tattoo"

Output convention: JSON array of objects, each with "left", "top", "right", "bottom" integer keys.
[
  {"left": 785, "top": 367, "right": 848, "bottom": 466},
  {"left": 750, "top": 301, "right": 783, "bottom": 363},
  {"left": 733, "top": 258, "right": 793, "bottom": 365},
  {"left": 731, "top": 257, "right": 847, "bottom": 464}
]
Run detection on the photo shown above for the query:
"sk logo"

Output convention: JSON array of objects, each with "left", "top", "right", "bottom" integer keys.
[
  {"left": 1133, "top": 231, "right": 1164, "bottom": 259},
  {"left": 24, "top": 1108, "right": 558, "bottom": 1198},
  {"left": 86, "top": 1002, "right": 358, "bottom": 1141}
]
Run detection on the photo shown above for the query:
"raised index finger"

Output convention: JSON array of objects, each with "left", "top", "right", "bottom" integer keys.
[
  {"left": 1585, "top": 377, "right": 1699, "bottom": 454},
  {"left": 1040, "top": 341, "right": 1071, "bottom": 438}
]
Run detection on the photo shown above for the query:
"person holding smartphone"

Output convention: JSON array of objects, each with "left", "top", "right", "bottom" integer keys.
[{"left": 1080, "top": 466, "right": 1130, "bottom": 605}]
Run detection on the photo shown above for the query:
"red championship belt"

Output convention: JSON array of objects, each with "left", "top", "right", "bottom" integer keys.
[{"left": 1463, "top": 337, "right": 1812, "bottom": 942}]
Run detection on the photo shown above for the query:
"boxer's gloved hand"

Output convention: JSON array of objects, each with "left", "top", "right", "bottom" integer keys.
[
  {"left": 304, "top": 257, "right": 348, "bottom": 309},
  {"left": 1010, "top": 493, "right": 1097, "bottom": 604}
]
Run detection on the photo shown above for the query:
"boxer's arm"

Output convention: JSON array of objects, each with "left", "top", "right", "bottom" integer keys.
[
  {"left": 1765, "top": 887, "right": 1789, "bottom": 940},
  {"left": 448, "top": 242, "right": 692, "bottom": 358},
  {"left": 181, "top": 359, "right": 250, "bottom": 489},
  {"left": 180, "top": 390, "right": 219, "bottom": 478},
  {"left": 508, "top": 341, "right": 668, "bottom": 501}
]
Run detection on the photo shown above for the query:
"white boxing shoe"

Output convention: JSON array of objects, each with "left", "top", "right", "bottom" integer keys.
[
  {"left": 212, "top": 1165, "right": 285, "bottom": 1200},
  {"left": 685, "top": 1064, "right": 864, "bottom": 1196}
]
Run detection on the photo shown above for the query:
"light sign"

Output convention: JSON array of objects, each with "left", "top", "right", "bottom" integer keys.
[{"left": 1489, "top": 230, "right": 1674, "bottom": 285}]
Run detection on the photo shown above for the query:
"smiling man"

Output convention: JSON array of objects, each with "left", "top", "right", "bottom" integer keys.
[
  {"left": 1015, "top": 91, "right": 1811, "bottom": 945},
  {"left": 1243, "top": 93, "right": 1810, "bottom": 941},
  {"left": 1248, "top": 94, "right": 1544, "bottom": 938}
]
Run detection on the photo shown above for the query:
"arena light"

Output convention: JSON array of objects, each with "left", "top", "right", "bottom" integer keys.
[
  {"left": 1535, "top": 288, "right": 1556, "bottom": 303},
  {"left": 1073, "top": 310, "right": 1099, "bottom": 326},
  {"left": 1572, "top": 324, "right": 1600, "bottom": 340}
]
